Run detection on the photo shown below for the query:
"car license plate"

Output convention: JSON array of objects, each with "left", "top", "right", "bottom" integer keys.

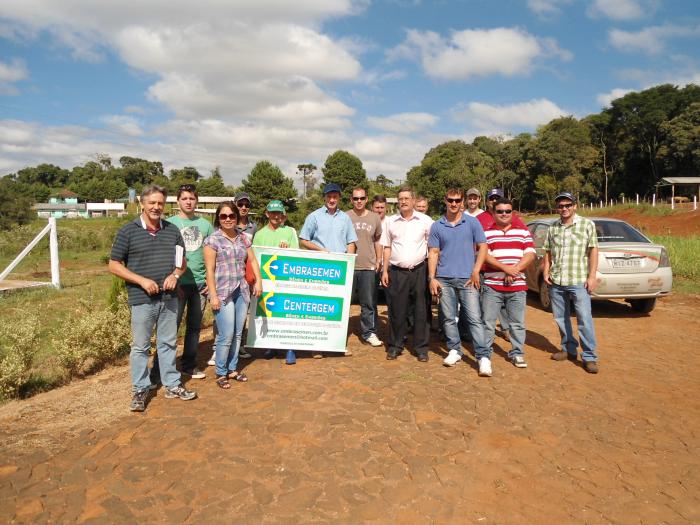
[{"left": 610, "top": 258, "right": 642, "bottom": 268}]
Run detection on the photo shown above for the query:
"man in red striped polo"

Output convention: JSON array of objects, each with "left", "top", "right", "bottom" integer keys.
[{"left": 480, "top": 198, "right": 536, "bottom": 374}]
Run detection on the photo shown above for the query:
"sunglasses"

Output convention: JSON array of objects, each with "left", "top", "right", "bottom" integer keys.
[
  {"left": 446, "top": 198, "right": 462, "bottom": 204},
  {"left": 556, "top": 203, "right": 574, "bottom": 209},
  {"left": 179, "top": 184, "right": 196, "bottom": 191},
  {"left": 236, "top": 201, "right": 250, "bottom": 208},
  {"left": 218, "top": 213, "right": 237, "bottom": 221},
  {"left": 495, "top": 209, "right": 513, "bottom": 215},
  {"left": 352, "top": 196, "right": 367, "bottom": 201}
]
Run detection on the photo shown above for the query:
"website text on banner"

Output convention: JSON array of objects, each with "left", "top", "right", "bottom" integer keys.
[{"left": 246, "top": 247, "right": 356, "bottom": 352}]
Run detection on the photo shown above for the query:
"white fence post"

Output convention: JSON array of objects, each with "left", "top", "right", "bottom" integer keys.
[
  {"left": 49, "top": 217, "right": 60, "bottom": 288},
  {"left": 694, "top": 196, "right": 697, "bottom": 211},
  {"left": 653, "top": 194, "right": 656, "bottom": 207},
  {"left": 636, "top": 194, "right": 639, "bottom": 205}
]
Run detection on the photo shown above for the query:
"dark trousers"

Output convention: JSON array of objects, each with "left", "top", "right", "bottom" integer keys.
[
  {"left": 386, "top": 263, "right": 430, "bottom": 356},
  {"left": 352, "top": 269, "right": 378, "bottom": 340}
]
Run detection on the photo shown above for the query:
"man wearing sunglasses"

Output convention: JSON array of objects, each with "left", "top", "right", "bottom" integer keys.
[
  {"left": 427, "top": 188, "right": 488, "bottom": 368},
  {"left": 543, "top": 192, "right": 600, "bottom": 374},
  {"left": 347, "top": 187, "right": 383, "bottom": 348},
  {"left": 481, "top": 198, "right": 536, "bottom": 374},
  {"left": 234, "top": 192, "right": 257, "bottom": 243}
]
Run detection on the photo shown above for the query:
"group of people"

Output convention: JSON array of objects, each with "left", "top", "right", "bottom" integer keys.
[{"left": 110, "top": 181, "right": 600, "bottom": 413}]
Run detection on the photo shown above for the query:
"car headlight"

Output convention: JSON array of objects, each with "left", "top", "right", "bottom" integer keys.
[{"left": 659, "top": 247, "right": 671, "bottom": 268}]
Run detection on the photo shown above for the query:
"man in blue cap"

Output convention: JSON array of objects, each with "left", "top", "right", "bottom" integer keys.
[
  {"left": 300, "top": 183, "right": 357, "bottom": 255},
  {"left": 300, "top": 183, "right": 357, "bottom": 358}
]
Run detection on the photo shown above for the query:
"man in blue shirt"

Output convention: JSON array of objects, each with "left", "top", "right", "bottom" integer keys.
[
  {"left": 300, "top": 183, "right": 357, "bottom": 254},
  {"left": 427, "top": 188, "right": 490, "bottom": 373}
]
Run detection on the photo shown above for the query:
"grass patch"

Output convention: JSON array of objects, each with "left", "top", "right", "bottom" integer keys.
[
  {"left": 649, "top": 235, "right": 700, "bottom": 283},
  {"left": 582, "top": 203, "right": 682, "bottom": 217}
]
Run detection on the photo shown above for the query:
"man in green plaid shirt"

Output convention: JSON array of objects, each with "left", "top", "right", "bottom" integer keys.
[{"left": 543, "top": 192, "right": 600, "bottom": 374}]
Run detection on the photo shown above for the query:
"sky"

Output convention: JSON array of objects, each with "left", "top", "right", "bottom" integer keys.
[{"left": 0, "top": 0, "right": 699, "bottom": 188}]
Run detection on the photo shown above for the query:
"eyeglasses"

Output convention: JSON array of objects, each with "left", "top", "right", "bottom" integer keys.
[
  {"left": 556, "top": 203, "right": 574, "bottom": 209},
  {"left": 218, "top": 213, "right": 237, "bottom": 221},
  {"left": 236, "top": 201, "right": 250, "bottom": 208},
  {"left": 352, "top": 196, "right": 367, "bottom": 201},
  {"left": 495, "top": 209, "right": 513, "bottom": 215},
  {"left": 446, "top": 198, "right": 462, "bottom": 204},
  {"left": 179, "top": 184, "right": 196, "bottom": 191}
]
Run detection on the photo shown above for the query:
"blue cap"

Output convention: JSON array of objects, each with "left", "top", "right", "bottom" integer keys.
[
  {"left": 487, "top": 188, "right": 504, "bottom": 199},
  {"left": 554, "top": 191, "right": 577, "bottom": 203},
  {"left": 323, "top": 183, "right": 342, "bottom": 195}
]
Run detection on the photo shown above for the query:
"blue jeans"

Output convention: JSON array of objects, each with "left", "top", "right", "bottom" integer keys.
[
  {"left": 437, "top": 277, "right": 488, "bottom": 358},
  {"left": 481, "top": 286, "right": 526, "bottom": 359},
  {"left": 151, "top": 283, "right": 207, "bottom": 377},
  {"left": 131, "top": 297, "right": 180, "bottom": 391},
  {"left": 353, "top": 269, "right": 378, "bottom": 340},
  {"left": 213, "top": 288, "right": 248, "bottom": 377},
  {"left": 549, "top": 283, "right": 598, "bottom": 362}
]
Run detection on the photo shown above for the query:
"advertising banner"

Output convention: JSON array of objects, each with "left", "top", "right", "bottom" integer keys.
[{"left": 246, "top": 247, "right": 356, "bottom": 352}]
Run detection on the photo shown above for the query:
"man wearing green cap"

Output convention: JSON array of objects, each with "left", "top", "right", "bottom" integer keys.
[{"left": 253, "top": 200, "right": 300, "bottom": 364}]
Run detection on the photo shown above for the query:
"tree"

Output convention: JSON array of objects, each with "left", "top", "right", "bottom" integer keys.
[
  {"left": 169, "top": 167, "right": 201, "bottom": 185},
  {"left": 533, "top": 174, "right": 559, "bottom": 213},
  {"left": 119, "top": 157, "right": 164, "bottom": 187},
  {"left": 16, "top": 164, "right": 70, "bottom": 187},
  {"left": 322, "top": 151, "right": 368, "bottom": 205},
  {"left": 297, "top": 163, "right": 317, "bottom": 199},
  {"left": 241, "top": 161, "right": 297, "bottom": 218},
  {"left": 658, "top": 102, "right": 700, "bottom": 179},
  {"left": 406, "top": 140, "right": 497, "bottom": 215},
  {"left": 0, "top": 177, "right": 35, "bottom": 230},
  {"left": 196, "top": 167, "right": 236, "bottom": 196}
]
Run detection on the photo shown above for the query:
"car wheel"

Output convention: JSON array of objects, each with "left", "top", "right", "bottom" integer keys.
[
  {"left": 538, "top": 278, "right": 552, "bottom": 312},
  {"left": 629, "top": 298, "right": 656, "bottom": 313}
]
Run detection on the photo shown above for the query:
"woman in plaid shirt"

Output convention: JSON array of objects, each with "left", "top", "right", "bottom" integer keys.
[{"left": 204, "top": 202, "right": 262, "bottom": 388}]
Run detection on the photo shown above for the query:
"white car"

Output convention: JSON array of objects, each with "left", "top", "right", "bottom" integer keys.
[{"left": 526, "top": 218, "right": 672, "bottom": 313}]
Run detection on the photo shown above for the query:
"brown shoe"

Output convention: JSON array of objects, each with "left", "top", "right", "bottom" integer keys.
[
  {"left": 583, "top": 361, "right": 599, "bottom": 374},
  {"left": 551, "top": 351, "right": 577, "bottom": 362}
]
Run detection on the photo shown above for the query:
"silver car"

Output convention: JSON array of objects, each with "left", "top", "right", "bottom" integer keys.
[{"left": 526, "top": 218, "right": 672, "bottom": 313}]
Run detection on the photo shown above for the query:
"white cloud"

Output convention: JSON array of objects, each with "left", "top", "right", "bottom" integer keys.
[
  {"left": 527, "top": 0, "right": 573, "bottom": 17},
  {"left": 609, "top": 24, "right": 700, "bottom": 55},
  {"left": 0, "top": 58, "right": 28, "bottom": 94},
  {"left": 588, "top": 0, "right": 658, "bottom": 21},
  {"left": 451, "top": 99, "right": 569, "bottom": 130},
  {"left": 387, "top": 27, "right": 572, "bottom": 80},
  {"left": 366, "top": 112, "right": 438, "bottom": 134},
  {"left": 596, "top": 88, "right": 634, "bottom": 107},
  {"left": 101, "top": 115, "right": 144, "bottom": 137}
]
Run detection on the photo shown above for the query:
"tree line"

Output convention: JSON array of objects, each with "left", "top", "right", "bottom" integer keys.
[{"left": 1, "top": 83, "right": 698, "bottom": 229}]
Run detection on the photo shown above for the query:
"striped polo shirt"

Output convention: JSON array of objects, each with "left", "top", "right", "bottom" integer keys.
[
  {"left": 110, "top": 218, "right": 185, "bottom": 305},
  {"left": 483, "top": 224, "right": 535, "bottom": 292}
]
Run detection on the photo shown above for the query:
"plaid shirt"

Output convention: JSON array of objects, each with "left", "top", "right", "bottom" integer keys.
[
  {"left": 544, "top": 214, "right": 598, "bottom": 286},
  {"left": 203, "top": 229, "right": 251, "bottom": 302}
]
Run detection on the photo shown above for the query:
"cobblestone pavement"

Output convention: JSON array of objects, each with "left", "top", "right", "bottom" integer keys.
[{"left": 2, "top": 298, "right": 699, "bottom": 524}]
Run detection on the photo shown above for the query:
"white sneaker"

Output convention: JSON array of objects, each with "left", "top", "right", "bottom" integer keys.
[
  {"left": 443, "top": 349, "right": 462, "bottom": 367},
  {"left": 478, "top": 357, "right": 492, "bottom": 377},
  {"left": 207, "top": 357, "right": 215, "bottom": 366},
  {"left": 511, "top": 355, "right": 527, "bottom": 368},
  {"left": 365, "top": 334, "right": 383, "bottom": 347},
  {"left": 189, "top": 368, "right": 206, "bottom": 379}
]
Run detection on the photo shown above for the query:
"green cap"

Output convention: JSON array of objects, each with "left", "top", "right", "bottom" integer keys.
[{"left": 266, "top": 200, "right": 285, "bottom": 213}]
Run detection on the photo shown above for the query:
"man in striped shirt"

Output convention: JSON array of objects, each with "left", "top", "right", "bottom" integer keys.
[{"left": 481, "top": 198, "right": 536, "bottom": 374}]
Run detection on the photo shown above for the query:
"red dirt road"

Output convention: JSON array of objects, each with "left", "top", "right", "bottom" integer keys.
[{"left": 2, "top": 295, "right": 699, "bottom": 524}]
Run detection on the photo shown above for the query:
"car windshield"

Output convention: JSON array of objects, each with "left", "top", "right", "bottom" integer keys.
[{"left": 593, "top": 220, "right": 649, "bottom": 243}]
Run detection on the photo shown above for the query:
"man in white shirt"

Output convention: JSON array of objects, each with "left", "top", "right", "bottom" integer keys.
[
  {"left": 380, "top": 187, "right": 434, "bottom": 361},
  {"left": 465, "top": 188, "right": 485, "bottom": 218}
]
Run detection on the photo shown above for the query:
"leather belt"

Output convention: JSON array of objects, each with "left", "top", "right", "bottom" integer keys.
[{"left": 389, "top": 261, "right": 425, "bottom": 272}]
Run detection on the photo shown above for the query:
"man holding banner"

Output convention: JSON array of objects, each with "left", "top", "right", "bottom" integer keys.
[
  {"left": 299, "top": 183, "right": 357, "bottom": 358},
  {"left": 253, "top": 200, "right": 300, "bottom": 365}
]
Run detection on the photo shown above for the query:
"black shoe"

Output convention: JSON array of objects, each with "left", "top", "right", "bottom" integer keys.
[
  {"left": 417, "top": 354, "right": 428, "bottom": 362},
  {"left": 386, "top": 352, "right": 398, "bottom": 360}
]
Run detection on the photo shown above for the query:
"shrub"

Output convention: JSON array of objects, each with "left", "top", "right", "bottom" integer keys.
[
  {"left": 0, "top": 312, "right": 39, "bottom": 399},
  {"left": 53, "top": 293, "right": 132, "bottom": 377}
]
